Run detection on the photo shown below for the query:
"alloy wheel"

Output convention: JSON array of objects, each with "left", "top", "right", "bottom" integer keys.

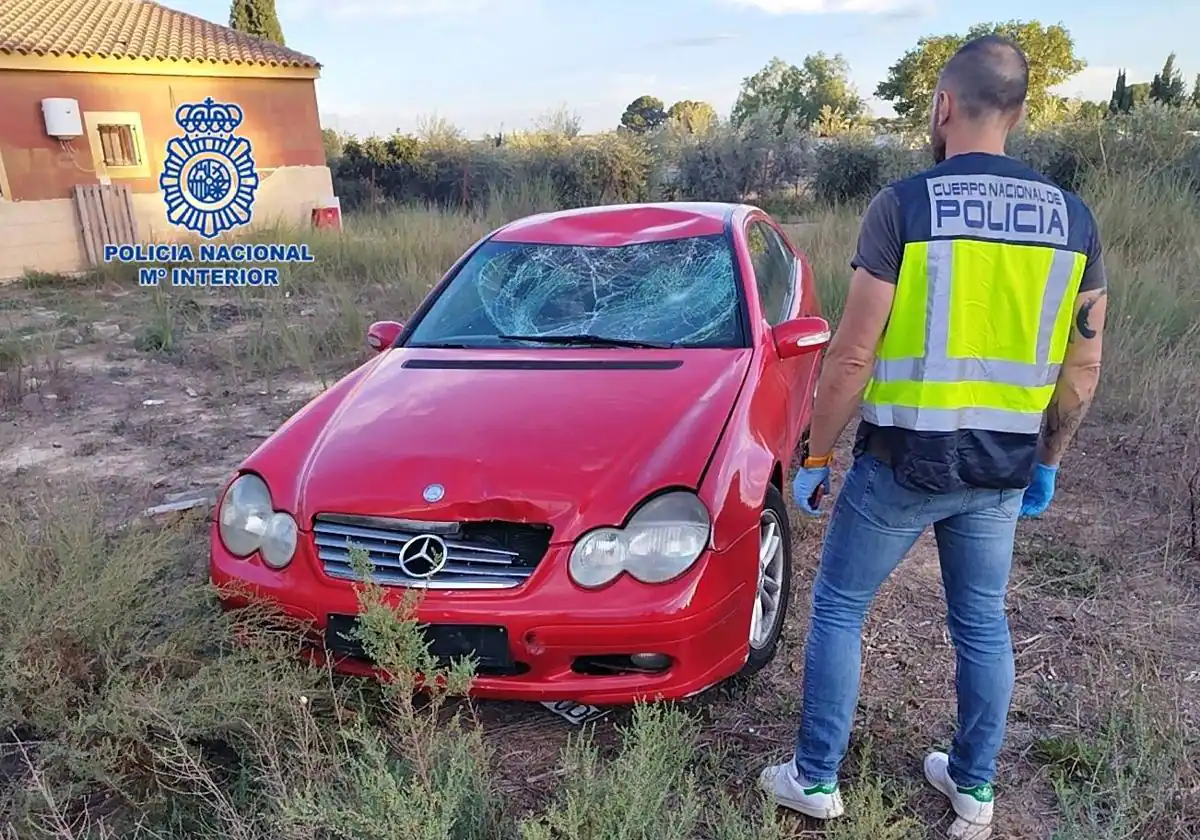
[{"left": 749, "top": 509, "right": 785, "bottom": 649}]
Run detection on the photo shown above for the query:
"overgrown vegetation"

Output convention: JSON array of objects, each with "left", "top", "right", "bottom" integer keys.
[
  {"left": 326, "top": 102, "right": 1200, "bottom": 218},
  {"left": 2, "top": 104, "right": 1198, "bottom": 839}
]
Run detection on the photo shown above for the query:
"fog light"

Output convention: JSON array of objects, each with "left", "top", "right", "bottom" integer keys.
[{"left": 630, "top": 652, "right": 671, "bottom": 671}]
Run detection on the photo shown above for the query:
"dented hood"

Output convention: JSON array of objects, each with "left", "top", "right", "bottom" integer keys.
[{"left": 287, "top": 347, "right": 751, "bottom": 541}]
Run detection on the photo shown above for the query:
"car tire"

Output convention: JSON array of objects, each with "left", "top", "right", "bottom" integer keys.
[{"left": 736, "top": 483, "right": 793, "bottom": 679}]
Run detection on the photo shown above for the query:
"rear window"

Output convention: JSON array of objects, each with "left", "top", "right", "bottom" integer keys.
[{"left": 405, "top": 234, "right": 744, "bottom": 349}]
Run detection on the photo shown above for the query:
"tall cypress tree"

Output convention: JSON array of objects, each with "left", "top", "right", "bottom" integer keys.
[
  {"left": 1149, "top": 53, "right": 1185, "bottom": 106},
  {"left": 229, "top": 0, "right": 286, "bottom": 47},
  {"left": 1108, "top": 69, "right": 1127, "bottom": 115}
]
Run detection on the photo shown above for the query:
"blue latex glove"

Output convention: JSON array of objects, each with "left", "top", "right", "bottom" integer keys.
[
  {"left": 1020, "top": 463, "right": 1058, "bottom": 518},
  {"left": 792, "top": 464, "right": 832, "bottom": 517}
]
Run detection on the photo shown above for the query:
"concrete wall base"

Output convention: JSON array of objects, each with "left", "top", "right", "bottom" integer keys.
[{"left": 0, "top": 165, "right": 335, "bottom": 282}]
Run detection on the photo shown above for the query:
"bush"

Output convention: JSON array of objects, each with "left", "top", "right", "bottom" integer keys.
[
  {"left": 330, "top": 103, "right": 1200, "bottom": 214},
  {"left": 0, "top": 489, "right": 799, "bottom": 839},
  {"left": 810, "top": 139, "right": 887, "bottom": 205},
  {"left": 332, "top": 130, "right": 655, "bottom": 212},
  {"left": 673, "top": 110, "right": 812, "bottom": 202}
]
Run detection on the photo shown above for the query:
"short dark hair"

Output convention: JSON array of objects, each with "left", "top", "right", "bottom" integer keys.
[{"left": 939, "top": 34, "right": 1029, "bottom": 120}]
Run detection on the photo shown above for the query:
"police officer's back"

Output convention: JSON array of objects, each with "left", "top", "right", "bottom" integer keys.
[{"left": 762, "top": 34, "right": 1108, "bottom": 837}]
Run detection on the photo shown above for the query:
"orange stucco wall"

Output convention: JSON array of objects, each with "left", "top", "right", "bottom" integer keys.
[{"left": 0, "top": 69, "right": 326, "bottom": 202}]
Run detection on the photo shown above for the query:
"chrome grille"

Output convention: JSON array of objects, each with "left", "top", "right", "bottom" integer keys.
[{"left": 312, "top": 513, "right": 551, "bottom": 590}]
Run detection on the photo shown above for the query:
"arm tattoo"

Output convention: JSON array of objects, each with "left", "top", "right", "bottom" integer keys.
[
  {"left": 1042, "top": 288, "right": 1105, "bottom": 462},
  {"left": 1041, "top": 396, "right": 1091, "bottom": 462},
  {"left": 1075, "top": 288, "right": 1107, "bottom": 340}
]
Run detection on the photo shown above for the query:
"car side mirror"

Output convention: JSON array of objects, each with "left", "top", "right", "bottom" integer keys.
[
  {"left": 772, "top": 316, "right": 831, "bottom": 360},
  {"left": 367, "top": 320, "right": 403, "bottom": 353}
]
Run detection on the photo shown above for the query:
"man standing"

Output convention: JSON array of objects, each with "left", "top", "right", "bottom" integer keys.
[{"left": 757, "top": 35, "right": 1108, "bottom": 839}]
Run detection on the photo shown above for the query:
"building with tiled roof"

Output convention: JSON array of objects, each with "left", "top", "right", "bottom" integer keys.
[
  {"left": 0, "top": 0, "right": 337, "bottom": 281},
  {"left": 0, "top": 0, "right": 320, "bottom": 71}
]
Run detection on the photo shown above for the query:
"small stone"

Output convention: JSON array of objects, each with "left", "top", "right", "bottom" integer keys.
[
  {"left": 25, "top": 377, "right": 40, "bottom": 389},
  {"left": 152, "top": 476, "right": 169, "bottom": 488},
  {"left": 44, "top": 394, "right": 58, "bottom": 401},
  {"left": 21, "top": 393, "right": 41, "bottom": 410},
  {"left": 92, "top": 322, "right": 121, "bottom": 339},
  {"left": 300, "top": 308, "right": 315, "bottom": 317},
  {"left": 185, "top": 386, "right": 199, "bottom": 398},
  {"left": 143, "top": 399, "right": 165, "bottom": 406}
]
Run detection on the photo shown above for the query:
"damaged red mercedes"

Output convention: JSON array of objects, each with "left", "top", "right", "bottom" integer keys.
[{"left": 210, "top": 201, "right": 831, "bottom": 704}]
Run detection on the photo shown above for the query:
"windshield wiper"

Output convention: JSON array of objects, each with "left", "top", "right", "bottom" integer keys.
[{"left": 497, "top": 333, "right": 674, "bottom": 349}]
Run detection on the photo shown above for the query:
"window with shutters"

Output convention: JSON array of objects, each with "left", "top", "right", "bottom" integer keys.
[
  {"left": 83, "top": 112, "right": 151, "bottom": 179},
  {"left": 97, "top": 124, "right": 140, "bottom": 167}
]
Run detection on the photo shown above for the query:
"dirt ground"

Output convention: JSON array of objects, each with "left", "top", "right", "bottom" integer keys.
[{"left": 2, "top": 279, "right": 1197, "bottom": 839}]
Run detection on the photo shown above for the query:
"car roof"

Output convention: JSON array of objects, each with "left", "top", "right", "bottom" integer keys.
[{"left": 490, "top": 202, "right": 751, "bottom": 246}]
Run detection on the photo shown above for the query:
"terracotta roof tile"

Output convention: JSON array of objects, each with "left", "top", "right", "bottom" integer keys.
[{"left": 0, "top": 0, "right": 320, "bottom": 69}]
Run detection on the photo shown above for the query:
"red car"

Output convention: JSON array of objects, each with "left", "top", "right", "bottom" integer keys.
[{"left": 210, "top": 202, "right": 831, "bottom": 705}]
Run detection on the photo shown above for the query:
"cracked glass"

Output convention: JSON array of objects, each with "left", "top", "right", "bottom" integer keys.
[{"left": 406, "top": 234, "right": 744, "bottom": 349}]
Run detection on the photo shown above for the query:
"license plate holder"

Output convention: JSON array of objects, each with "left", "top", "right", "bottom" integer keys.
[{"left": 325, "top": 614, "right": 515, "bottom": 671}]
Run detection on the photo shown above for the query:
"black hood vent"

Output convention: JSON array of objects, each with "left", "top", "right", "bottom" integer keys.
[{"left": 401, "top": 358, "right": 683, "bottom": 371}]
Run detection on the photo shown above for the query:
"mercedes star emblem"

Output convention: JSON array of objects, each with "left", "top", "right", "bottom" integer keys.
[
  {"left": 422, "top": 483, "right": 445, "bottom": 503},
  {"left": 397, "top": 533, "right": 448, "bottom": 579}
]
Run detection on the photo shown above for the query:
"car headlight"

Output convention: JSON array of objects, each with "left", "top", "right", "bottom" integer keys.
[
  {"left": 218, "top": 473, "right": 298, "bottom": 569},
  {"left": 568, "top": 491, "right": 711, "bottom": 589}
]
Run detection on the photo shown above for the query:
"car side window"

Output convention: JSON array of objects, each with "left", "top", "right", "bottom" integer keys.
[{"left": 746, "top": 221, "right": 794, "bottom": 326}]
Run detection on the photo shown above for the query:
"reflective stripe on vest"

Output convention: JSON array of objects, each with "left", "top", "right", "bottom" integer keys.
[{"left": 862, "top": 235, "right": 1086, "bottom": 435}]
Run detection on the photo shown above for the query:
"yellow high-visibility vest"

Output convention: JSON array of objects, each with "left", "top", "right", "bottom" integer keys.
[{"left": 862, "top": 167, "right": 1091, "bottom": 436}]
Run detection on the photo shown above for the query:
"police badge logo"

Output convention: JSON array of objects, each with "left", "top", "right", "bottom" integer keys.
[{"left": 159, "top": 97, "right": 260, "bottom": 239}]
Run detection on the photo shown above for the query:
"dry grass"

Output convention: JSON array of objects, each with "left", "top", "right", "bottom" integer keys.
[{"left": 0, "top": 164, "right": 1198, "bottom": 839}]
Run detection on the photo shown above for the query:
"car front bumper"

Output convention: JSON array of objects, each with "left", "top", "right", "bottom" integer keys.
[{"left": 209, "top": 521, "right": 759, "bottom": 705}]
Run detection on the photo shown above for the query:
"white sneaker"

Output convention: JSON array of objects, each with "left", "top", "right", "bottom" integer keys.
[
  {"left": 923, "top": 751, "right": 995, "bottom": 839},
  {"left": 758, "top": 760, "right": 845, "bottom": 819}
]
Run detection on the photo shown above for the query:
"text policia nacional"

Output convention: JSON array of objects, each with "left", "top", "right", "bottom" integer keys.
[{"left": 104, "top": 242, "right": 315, "bottom": 288}]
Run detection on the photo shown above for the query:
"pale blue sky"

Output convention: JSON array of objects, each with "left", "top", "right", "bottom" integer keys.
[{"left": 169, "top": 0, "right": 1198, "bottom": 138}]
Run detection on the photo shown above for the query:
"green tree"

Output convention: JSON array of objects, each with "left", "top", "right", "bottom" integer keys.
[
  {"left": 731, "top": 53, "right": 866, "bottom": 132},
  {"left": 1109, "top": 69, "right": 1128, "bottom": 114},
  {"left": 415, "top": 113, "right": 464, "bottom": 147},
  {"left": 533, "top": 104, "right": 582, "bottom": 138},
  {"left": 1057, "top": 97, "right": 1107, "bottom": 122},
  {"left": 1149, "top": 53, "right": 1186, "bottom": 106},
  {"left": 875, "top": 20, "right": 1085, "bottom": 128},
  {"left": 1128, "top": 81, "right": 1151, "bottom": 110},
  {"left": 813, "top": 104, "right": 871, "bottom": 138},
  {"left": 229, "top": 0, "right": 285, "bottom": 46},
  {"left": 666, "top": 100, "right": 718, "bottom": 134},
  {"left": 1073, "top": 99, "right": 1109, "bottom": 121},
  {"left": 1110, "top": 70, "right": 1155, "bottom": 113},
  {"left": 1192, "top": 74, "right": 1200, "bottom": 108},
  {"left": 620, "top": 96, "right": 667, "bottom": 133},
  {"left": 322, "top": 128, "right": 346, "bottom": 161}
]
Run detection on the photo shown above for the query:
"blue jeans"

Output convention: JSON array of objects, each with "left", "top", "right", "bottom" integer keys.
[{"left": 793, "top": 453, "right": 1021, "bottom": 789}]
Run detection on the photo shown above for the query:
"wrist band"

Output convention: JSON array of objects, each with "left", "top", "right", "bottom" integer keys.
[{"left": 803, "top": 453, "right": 833, "bottom": 469}]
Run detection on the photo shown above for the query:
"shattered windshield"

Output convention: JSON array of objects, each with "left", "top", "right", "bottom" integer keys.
[{"left": 405, "top": 234, "right": 744, "bottom": 349}]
